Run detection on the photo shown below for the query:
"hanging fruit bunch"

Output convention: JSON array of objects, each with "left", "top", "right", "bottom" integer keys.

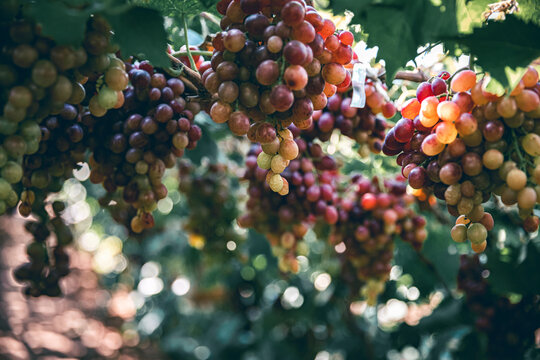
[
  {"left": 331, "top": 175, "right": 427, "bottom": 305},
  {"left": 206, "top": 0, "right": 353, "bottom": 194},
  {"left": 87, "top": 60, "right": 202, "bottom": 233},
  {"left": 305, "top": 70, "right": 396, "bottom": 157},
  {"left": 383, "top": 66, "right": 540, "bottom": 252}
]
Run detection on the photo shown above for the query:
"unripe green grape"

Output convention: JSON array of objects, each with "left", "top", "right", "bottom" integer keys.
[
  {"left": 50, "top": 75, "right": 73, "bottom": 102},
  {"left": 467, "top": 223, "right": 488, "bottom": 244},
  {"left": 1, "top": 161, "right": 22, "bottom": 183},
  {"left": 97, "top": 86, "right": 117, "bottom": 109},
  {"left": 8, "top": 86, "right": 33, "bottom": 108},
  {"left": 3, "top": 103, "right": 26, "bottom": 123},
  {"left": 268, "top": 173, "right": 284, "bottom": 192},
  {"left": 172, "top": 132, "right": 189, "bottom": 149},
  {"left": 89, "top": 95, "right": 106, "bottom": 117},
  {"left": 0, "top": 118, "right": 18, "bottom": 135},
  {"left": 270, "top": 154, "right": 288, "bottom": 174},
  {"left": 257, "top": 152, "right": 272, "bottom": 169},
  {"left": 0, "top": 147, "right": 7, "bottom": 167},
  {"left": 19, "top": 120, "right": 41, "bottom": 140},
  {"left": 0, "top": 179, "right": 12, "bottom": 200},
  {"left": 6, "top": 190, "right": 18, "bottom": 207},
  {"left": 4, "top": 135, "right": 27, "bottom": 158},
  {"left": 135, "top": 161, "right": 149, "bottom": 174},
  {"left": 457, "top": 197, "right": 474, "bottom": 215},
  {"left": 31, "top": 170, "right": 50, "bottom": 189},
  {"left": 67, "top": 82, "right": 86, "bottom": 104},
  {"left": 451, "top": 224, "right": 467, "bottom": 243},
  {"left": 25, "top": 139, "right": 40, "bottom": 155},
  {"left": 444, "top": 184, "right": 461, "bottom": 205},
  {"left": 521, "top": 133, "right": 540, "bottom": 156},
  {"left": 261, "top": 137, "right": 280, "bottom": 154},
  {"left": 31, "top": 60, "right": 57, "bottom": 88}
]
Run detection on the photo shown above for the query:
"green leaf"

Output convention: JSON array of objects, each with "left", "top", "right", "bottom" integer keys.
[
  {"left": 455, "top": 0, "right": 491, "bottom": 33},
  {"left": 451, "top": 15, "right": 540, "bottom": 88},
  {"left": 515, "top": 0, "right": 540, "bottom": 26},
  {"left": 330, "top": 0, "right": 457, "bottom": 84},
  {"left": 105, "top": 6, "right": 169, "bottom": 67},
  {"left": 394, "top": 212, "right": 459, "bottom": 295},
  {"left": 420, "top": 220, "right": 460, "bottom": 289},
  {"left": 485, "top": 241, "right": 540, "bottom": 296},
  {"left": 25, "top": 0, "right": 92, "bottom": 45},
  {"left": 136, "top": 0, "right": 220, "bottom": 18}
]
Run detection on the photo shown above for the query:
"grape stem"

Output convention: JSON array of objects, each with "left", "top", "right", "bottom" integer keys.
[
  {"left": 200, "top": 12, "right": 221, "bottom": 26},
  {"left": 384, "top": 70, "right": 429, "bottom": 83},
  {"left": 182, "top": 15, "right": 197, "bottom": 71},
  {"left": 511, "top": 128, "right": 527, "bottom": 171},
  {"left": 172, "top": 50, "right": 213, "bottom": 57},
  {"left": 166, "top": 53, "right": 207, "bottom": 95}
]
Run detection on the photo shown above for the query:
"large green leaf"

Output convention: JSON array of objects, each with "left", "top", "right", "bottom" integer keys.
[
  {"left": 455, "top": 0, "right": 492, "bottom": 33},
  {"left": 138, "top": 0, "right": 220, "bottom": 17},
  {"left": 24, "top": 0, "right": 94, "bottom": 45},
  {"left": 329, "top": 0, "right": 457, "bottom": 84},
  {"left": 485, "top": 241, "right": 540, "bottom": 296},
  {"left": 450, "top": 15, "right": 540, "bottom": 88},
  {"left": 105, "top": 6, "right": 169, "bottom": 67}
]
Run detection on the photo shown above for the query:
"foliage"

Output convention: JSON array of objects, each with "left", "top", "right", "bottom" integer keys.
[{"left": 329, "top": 0, "right": 540, "bottom": 88}]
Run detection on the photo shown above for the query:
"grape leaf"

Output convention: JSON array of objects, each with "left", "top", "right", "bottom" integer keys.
[
  {"left": 136, "top": 0, "right": 220, "bottom": 17},
  {"left": 329, "top": 0, "right": 457, "bottom": 85},
  {"left": 485, "top": 241, "right": 540, "bottom": 296},
  {"left": 514, "top": 0, "right": 540, "bottom": 26},
  {"left": 24, "top": 0, "right": 93, "bottom": 45},
  {"left": 455, "top": 0, "right": 491, "bottom": 33},
  {"left": 105, "top": 6, "right": 169, "bottom": 67},
  {"left": 450, "top": 15, "right": 540, "bottom": 88}
]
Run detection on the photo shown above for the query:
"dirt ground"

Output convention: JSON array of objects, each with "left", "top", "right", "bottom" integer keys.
[{"left": 0, "top": 216, "right": 163, "bottom": 360}]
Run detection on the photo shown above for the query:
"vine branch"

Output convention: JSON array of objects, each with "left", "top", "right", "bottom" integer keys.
[{"left": 182, "top": 14, "right": 197, "bottom": 71}]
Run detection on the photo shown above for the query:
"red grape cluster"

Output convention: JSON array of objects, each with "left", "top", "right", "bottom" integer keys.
[
  {"left": 305, "top": 78, "right": 396, "bottom": 156},
  {"left": 13, "top": 202, "right": 72, "bottom": 297},
  {"left": 457, "top": 255, "right": 540, "bottom": 360},
  {"left": 237, "top": 142, "right": 339, "bottom": 272},
  {"left": 330, "top": 175, "right": 426, "bottom": 304},
  {"left": 87, "top": 61, "right": 202, "bottom": 233},
  {"left": 207, "top": 0, "right": 353, "bottom": 194},
  {"left": 178, "top": 160, "right": 242, "bottom": 254},
  {"left": 383, "top": 67, "right": 540, "bottom": 252}
]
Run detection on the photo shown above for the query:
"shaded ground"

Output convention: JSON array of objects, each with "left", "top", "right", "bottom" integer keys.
[{"left": 0, "top": 216, "right": 163, "bottom": 360}]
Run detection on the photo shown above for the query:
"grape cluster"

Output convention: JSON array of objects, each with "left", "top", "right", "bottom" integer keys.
[
  {"left": 457, "top": 255, "right": 540, "bottom": 360},
  {"left": 19, "top": 104, "right": 88, "bottom": 216},
  {"left": 81, "top": 16, "right": 129, "bottom": 117},
  {"left": 383, "top": 66, "right": 540, "bottom": 252},
  {"left": 330, "top": 175, "right": 426, "bottom": 305},
  {"left": 178, "top": 160, "right": 242, "bottom": 253},
  {"left": 305, "top": 78, "right": 395, "bottom": 156},
  {"left": 237, "top": 141, "right": 339, "bottom": 272},
  {"left": 87, "top": 61, "right": 202, "bottom": 233},
  {"left": 0, "top": 10, "right": 126, "bottom": 216},
  {"left": 207, "top": 0, "right": 353, "bottom": 194},
  {"left": 13, "top": 202, "right": 72, "bottom": 297}
]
